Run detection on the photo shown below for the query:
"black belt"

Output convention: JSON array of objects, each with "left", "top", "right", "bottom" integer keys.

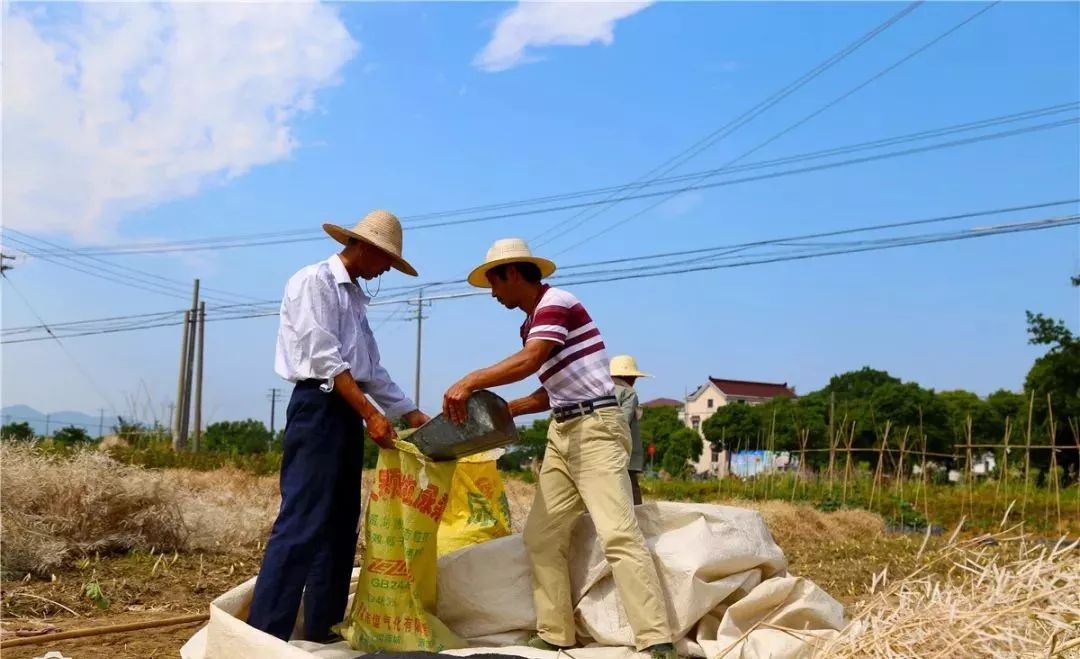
[{"left": 551, "top": 395, "right": 618, "bottom": 423}]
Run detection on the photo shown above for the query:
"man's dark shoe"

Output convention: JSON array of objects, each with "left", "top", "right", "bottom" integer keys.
[{"left": 648, "top": 642, "right": 678, "bottom": 659}]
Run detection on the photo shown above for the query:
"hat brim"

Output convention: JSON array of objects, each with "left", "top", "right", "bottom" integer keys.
[
  {"left": 323, "top": 224, "right": 418, "bottom": 277},
  {"left": 467, "top": 256, "right": 557, "bottom": 288},
  {"left": 612, "top": 369, "right": 651, "bottom": 378}
]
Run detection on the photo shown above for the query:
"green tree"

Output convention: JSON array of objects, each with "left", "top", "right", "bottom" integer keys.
[
  {"left": 498, "top": 418, "right": 549, "bottom": 471},
  {"left": 986, "top": 389, "right": 1026, "bottom": 435},
  {"left": 701, "top": 403, "right": 762, "bottom": 451},
  {"left": 641, "top": 406, "right": 702, "bottom": 475},
  {"left": 870, "top": 381, "right": 950, "bottom": 453},
  {"left": 1024, "top": 309, "right": 1080, "bottom": 423},
  {"left": 660, "top": 427, "right": 703, "bottom": 477},
  {"left": 53, "top": 425, "right": 92, "bottom": 445},
  {"left": 1024, "top": 279, "right": 1080, "bottom": 482},
  {"left": 204, "top": 419, "right": 273, "bottom": 454},
  {"left": 938, "top": 389, "right": 995, "bottom": 445},
  {"left": 1, "top": 421, "right": 36, "bottom": 442}
]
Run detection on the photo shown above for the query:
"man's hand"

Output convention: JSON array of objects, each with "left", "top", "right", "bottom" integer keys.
[
  {"left": 402, "top": 409, "right": 430, "bottom": 429},
  {"left": 443, "top": 377, "right": 475, "bottom": 425},
  {"left": 366, "top": 411, "right": 397, "bottom": 449}
]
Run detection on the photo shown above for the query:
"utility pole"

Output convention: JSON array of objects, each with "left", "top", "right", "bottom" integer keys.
[
  {"left": 267, "top": 388, "right": 282, "bottom": 447},
  {"left": 173, "top": 310, "right": 191, "bottom": 449},
  {"left": 174, "top": 279, "right": 200, "bottom": 450},
  {"left": 193, "top": 302, "right": 206, "bottom": 452},
  {"left": 45, "top": 413, "right": 51, "bottom": 437},
  {"left": 408, "top": 290, "right": 430, "bottom": 408},
  {"left": 98, "top": 409, "right": 104, "bottom": 439},
  {"left": 0, "top": 253, "right": 14, "bottom": 275},
  {"left": 174, "top": 310, "right": 192, "bottom": 449}
]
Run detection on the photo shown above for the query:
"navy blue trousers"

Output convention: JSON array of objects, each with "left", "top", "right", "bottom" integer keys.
[{"left": 248, "top": 381, "right": 364, "bottom": 641}]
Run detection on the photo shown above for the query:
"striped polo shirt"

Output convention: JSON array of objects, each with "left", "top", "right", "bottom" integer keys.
[{"left": 520, "top": 285, "right": 615, "bottom": 408}]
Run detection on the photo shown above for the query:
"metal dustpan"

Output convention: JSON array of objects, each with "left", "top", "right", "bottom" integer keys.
[{"left": 406, "top": 389, "right": 519, "bottom": 461}]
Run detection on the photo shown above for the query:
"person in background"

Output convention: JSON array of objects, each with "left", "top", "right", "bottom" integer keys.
[
  {"left": 248, "top": 210, "right": 430, "bottom": 642},
  {"left": 610, "top": 354, "right": 649, "bottom": 505},
  {"left": 442, "top": 238, "right": 676, "bottom": 659}
]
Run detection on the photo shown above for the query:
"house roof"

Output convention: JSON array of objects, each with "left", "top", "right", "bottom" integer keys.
[
  {"left": 708, "top": 377, "right": 796, "bottom": 399},
  {"left": 642, "top": 397, "right": 682, "bottom": 408}
]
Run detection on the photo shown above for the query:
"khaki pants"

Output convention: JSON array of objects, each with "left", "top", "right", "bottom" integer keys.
[{"left": 523, "top": 406, "right": 672, "bottom": 650}]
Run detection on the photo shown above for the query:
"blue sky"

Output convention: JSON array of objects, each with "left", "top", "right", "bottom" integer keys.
[{"left": 2, "top": 1, "right": 1078, "bottom": 430}]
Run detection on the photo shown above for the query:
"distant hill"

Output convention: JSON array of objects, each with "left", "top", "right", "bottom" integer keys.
[{"left": 1, "top": 405, "right": 104, "bottom": 437}]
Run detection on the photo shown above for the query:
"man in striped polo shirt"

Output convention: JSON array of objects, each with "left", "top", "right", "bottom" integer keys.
[{"left": 443, "top": 239, "right": 675, "bottom": 659}]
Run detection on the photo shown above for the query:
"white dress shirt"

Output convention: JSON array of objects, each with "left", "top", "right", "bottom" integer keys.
[{"left": 274, "top": 254, "right": 416, "bottom": 419}]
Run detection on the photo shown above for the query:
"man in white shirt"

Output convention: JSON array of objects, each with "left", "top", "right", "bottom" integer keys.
[{"left": 248, "top": 209, "right": 429, "bottom": 642}]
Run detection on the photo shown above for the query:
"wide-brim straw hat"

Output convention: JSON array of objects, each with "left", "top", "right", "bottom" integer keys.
[
  {"left": 467, "top": 238, "right": 556, "bottom": 288},
  {"left": 610, "top": 354, "right": 650, "bottom": 378},
  {"left": 322, "top": 209, "right": 418, "bottom": 277}
]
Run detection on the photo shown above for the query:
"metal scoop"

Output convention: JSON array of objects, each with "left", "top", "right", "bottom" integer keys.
[{"left": 405, "top": 389, "right": 519, "bottom": 461}]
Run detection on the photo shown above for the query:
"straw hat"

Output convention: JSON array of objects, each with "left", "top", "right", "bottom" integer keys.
[
  {"left": 467, "top": 238, "right": 556, "bottom": 288},
  {"left": 610, "top": 354, "right": 650, "bottom": 378},
  {"left": 322, "top": 209, "right": 418, "bottom": 277}
]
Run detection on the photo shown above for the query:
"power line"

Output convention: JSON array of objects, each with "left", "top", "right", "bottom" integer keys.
[
  {"left": 0, "top": 271, "right": 119, "bottom": 413},
  {"left": 4, "top": 210, "right": 1072, "bottom": 344},
  {"left": 550, "top": 0, "right": 1002, "bottom": 256},
  {"left": 5, "top": 199, "right": 1074, "bottom": 338},
  {"left": 16, "top": 100, "right": 1070, "bottom": 260},
  {"left": 1, "top": 228, "right": 260, "bottom": 304},
  {"left": 531, "top": 1, "right": 925, "bottom": 246}
]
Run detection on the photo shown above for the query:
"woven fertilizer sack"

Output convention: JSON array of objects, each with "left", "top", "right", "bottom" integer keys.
[
  {"left": 437, "top": 449, "right": 512, "bottom": 558},
  {"left": 336, "top": 436, "right": 465, "bottom": 653}
]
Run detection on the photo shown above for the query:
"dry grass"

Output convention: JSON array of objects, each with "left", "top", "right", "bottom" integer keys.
[
  {"left": 729, "top": 499, "right": 884, "bottom": 548},
  {"left": 1, "top": 445, "right": 189, "bottom": 578},
  {"left": 159, "top": 468, "right": 279, "bottom": 553},
  {"left": 805, "top": 528, "right": 1080, "bottom": 658},
  {"left": 0, "top": 446, "right": 282, "bottom": 578}
]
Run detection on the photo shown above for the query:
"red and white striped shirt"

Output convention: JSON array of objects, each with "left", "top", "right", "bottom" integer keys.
[{"left": 520, "top": 285, "right": 615, "bottom": 408}]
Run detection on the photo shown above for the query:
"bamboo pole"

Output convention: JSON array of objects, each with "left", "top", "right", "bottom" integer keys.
[
  {"left": 1022, "top": 391, "right": 1035, "bottom": 524},
  {"left": 1046, "top": 395, "right": 1061, "bottom": 532},
  {"left": 894, "top": 426, "right": 910, "bottom": 502},
  {"left": 841, "top": 420, "right": 856, "bottom": 506},
  {"left": 869, "top": 421, "right": 890, "bottom": 514},
  {"left": 994, "top": 416, "right": 1011, "bottom": 523},
  {"left": 0, "top": 613, "right": 209, "bottom": 649},
  {"left": 964, "top": 415, "right": 975, "bottom": 521}
]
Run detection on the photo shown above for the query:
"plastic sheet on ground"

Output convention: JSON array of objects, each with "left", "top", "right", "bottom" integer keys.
[{"left": 181, "top": 503, "right": 844, "bottom": 659}]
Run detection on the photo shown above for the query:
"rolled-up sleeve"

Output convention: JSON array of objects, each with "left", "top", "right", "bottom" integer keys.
[
  {"left": 293, "top": 274, "right": 351, "bottom": 382},
  {"left": 358, "top": 316, "right": 416, "bottom": 419}
]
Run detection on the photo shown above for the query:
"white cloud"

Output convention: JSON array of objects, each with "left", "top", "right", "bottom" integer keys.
[
  {"left": 474, "top": 1, "right": 652, "bottom": 73},
  {"left": 3, "top": 2, "right": 358, "bottom": 238}
]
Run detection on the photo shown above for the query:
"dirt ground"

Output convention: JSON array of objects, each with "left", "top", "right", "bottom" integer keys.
[{"left": 1, "top": 528, "right": 933, "bottom": 659}]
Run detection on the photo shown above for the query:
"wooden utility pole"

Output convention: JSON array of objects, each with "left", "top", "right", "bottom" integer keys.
[
  {"left": 174, "top": 279, "right": 199, "bottom": 450},
  {"left": 193, "top": 302, "right": 206, "bottom": 452},
  {"left": 173, "top": 311, "right": 190, "bottom": 449}
]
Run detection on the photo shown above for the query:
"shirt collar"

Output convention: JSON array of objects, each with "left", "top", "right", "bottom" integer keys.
[{"left": 327, "top": 254, "right": 354, "bottom": 286}]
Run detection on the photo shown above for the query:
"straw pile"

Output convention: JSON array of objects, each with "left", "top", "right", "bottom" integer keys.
[
  {"left": 0, "top": 444, "right": 188, "bottom": 578},
  {"left": 811, "top": 525, "right": 1080, "bottom": 658}
]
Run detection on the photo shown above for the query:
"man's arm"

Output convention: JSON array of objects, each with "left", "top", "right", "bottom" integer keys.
[
  {"left": 508, "top": 387, "right": 550, "bottom": 417},
  {"left": 443, "top": 340, "right": 556, "bottom": 423},
  {"left": 332, "top": 372, "right": 397, "bottom": 448}
]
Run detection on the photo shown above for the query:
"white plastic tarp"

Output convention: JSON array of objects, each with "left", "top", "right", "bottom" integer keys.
[{"left": 181, "top": 503, "right": 843, "bottom": 659}]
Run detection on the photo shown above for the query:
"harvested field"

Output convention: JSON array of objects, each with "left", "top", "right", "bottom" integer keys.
[{"left": 2, "top": 448, "right": 1075, "bottom": 658}]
